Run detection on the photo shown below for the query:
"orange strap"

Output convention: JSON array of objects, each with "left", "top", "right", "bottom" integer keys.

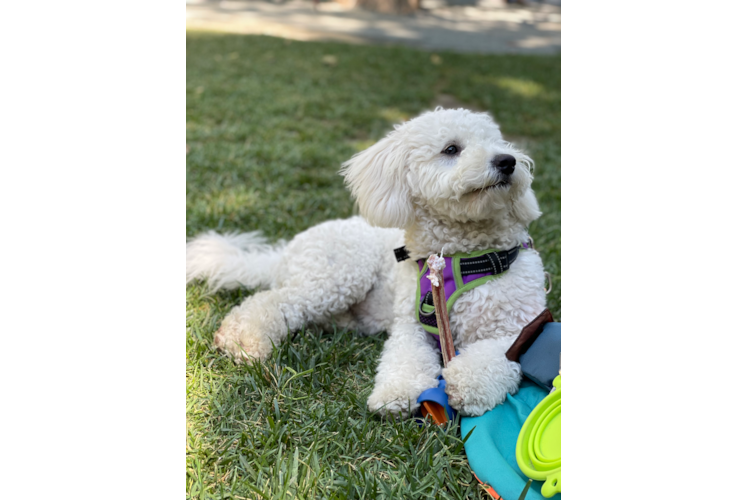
[
  {"left": 420, "top": 401, "right": 449, "bottom": 426},
  {"left": 472, "top": 472, "right": 502, "bottom": 500}
]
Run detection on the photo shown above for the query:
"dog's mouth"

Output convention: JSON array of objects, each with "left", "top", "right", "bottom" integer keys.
[{"left": 470, "top": 179, "right": 511, "bottom": 194}]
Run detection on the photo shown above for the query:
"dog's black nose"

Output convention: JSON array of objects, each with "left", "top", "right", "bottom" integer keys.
[{"left": 492, "top": 154, "right": 516, "bottom": 175}]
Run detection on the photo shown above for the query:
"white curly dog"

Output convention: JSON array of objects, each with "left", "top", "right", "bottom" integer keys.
[{"left": 186, "top": 108, "right": 547, "bottom": 417}]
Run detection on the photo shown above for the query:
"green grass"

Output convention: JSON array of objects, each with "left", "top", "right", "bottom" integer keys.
[{"left": 187, "top": 32, "right": 560, "bottom": 499}]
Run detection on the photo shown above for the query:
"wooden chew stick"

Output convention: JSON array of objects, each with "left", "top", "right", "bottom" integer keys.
[{"left": 426, "top": 254, "right": 457, "bottom": 365}]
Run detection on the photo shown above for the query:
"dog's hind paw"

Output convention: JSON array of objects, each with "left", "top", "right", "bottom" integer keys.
[
  {"left": 212, "top": 291, "right": 290, "bottom": 362},
  {"left": 213, "top": 317, "right": 272, "bottom": 362}
]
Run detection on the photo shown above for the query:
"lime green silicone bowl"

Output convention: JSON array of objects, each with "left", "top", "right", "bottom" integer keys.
[
  {"left": 530, "top": 400, "right": 561, "bottom": 470},
  {"left": 516, "top": 375, "right": 561, "bottom": 498}
]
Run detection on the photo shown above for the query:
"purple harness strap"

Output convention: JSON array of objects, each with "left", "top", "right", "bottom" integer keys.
[{"left": 417, "top": 256, "right": 460, "bottom": 348}]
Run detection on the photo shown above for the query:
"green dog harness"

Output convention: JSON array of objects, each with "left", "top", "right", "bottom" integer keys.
[{"left": 394, "top": 243, "right": 531, "bottom": 344}]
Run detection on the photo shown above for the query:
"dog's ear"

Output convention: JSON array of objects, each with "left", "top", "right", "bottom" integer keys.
[
  {"left": 340, "top": 133, "right": 413, "bottom": 229},
  {"left": 512, "top": 188, "right": 542, "bottom": 226}
]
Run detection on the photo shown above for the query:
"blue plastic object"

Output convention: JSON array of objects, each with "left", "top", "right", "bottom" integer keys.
[
  {"left": 417, "top": 376, "right": 456, "bottom": 422},
  {"left": 519, "top": 322, "right": 561, "bottom": 391}
]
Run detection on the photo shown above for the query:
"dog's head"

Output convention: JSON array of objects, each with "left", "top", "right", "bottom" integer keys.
[{"left": 341, "top": 108, "right": 541, "bottom": 229}]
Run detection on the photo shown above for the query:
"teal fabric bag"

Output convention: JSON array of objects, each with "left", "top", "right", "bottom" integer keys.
[{"left": 461, "top": 379, "right": 561, "bottom": 500}]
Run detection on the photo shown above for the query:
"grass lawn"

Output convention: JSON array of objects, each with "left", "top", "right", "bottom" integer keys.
[{"left": 187, "top": 31, "right": 560, "bottom": 499}]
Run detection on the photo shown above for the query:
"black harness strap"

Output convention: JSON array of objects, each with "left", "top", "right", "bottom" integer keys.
[
  {"left": 393, "top": 246, "right": 410, "bottom": 262},
  {"left": 458, "top": 246, "right": 521, "bottom": 276},
  {"left": 394, "top": 245, "right": 521, "bottom": 271}
]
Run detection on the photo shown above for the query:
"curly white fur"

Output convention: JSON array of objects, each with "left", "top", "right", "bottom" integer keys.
[{"left": 186, "top": 108, "right": 547, "bottom": 417}]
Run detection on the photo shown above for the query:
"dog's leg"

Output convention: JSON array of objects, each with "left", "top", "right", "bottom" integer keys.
[
  {"left": 348, "top": 275, "right": 395, "bottom": 336},
  {"left": 212, "top": 217, "right": 398, "bottom": 361},
  {"left": 215, "top": 270, "right": 378, "bottom": 362},
  {"left": 441, "top": 335, "right": 522, "bottom": 417},
  {"left": 366, "top": 322, "right": 442, "bottom": 419}
]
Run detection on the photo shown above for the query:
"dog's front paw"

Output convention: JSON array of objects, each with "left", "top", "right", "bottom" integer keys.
[
  {"left": 367, "top": 378, "right": 437, "bottom": 419},
  {"left": 442, "top": 353, "right": 522, "bottom": 417},
  {"left": 213, "top": 310, "right": 273, "bottom": 362},
  {"left": 366, "top": 393, "right": 414, "bottom": 420}
]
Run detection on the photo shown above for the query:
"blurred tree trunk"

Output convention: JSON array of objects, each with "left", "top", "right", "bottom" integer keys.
[{"left": 355, "top": 0, "right": 420, "bottom": 14}]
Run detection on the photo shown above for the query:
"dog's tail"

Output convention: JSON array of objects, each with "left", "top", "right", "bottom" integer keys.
[{"left": 186, "top": 231, "right": 285, "bottom": 292}]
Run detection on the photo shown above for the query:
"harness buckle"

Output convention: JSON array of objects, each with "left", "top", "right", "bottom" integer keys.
[{"left": 419, "top": 292, "right": 436, "bottom": 316}]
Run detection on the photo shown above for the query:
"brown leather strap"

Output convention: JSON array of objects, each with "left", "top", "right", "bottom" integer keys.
[{"left": 505, "top": 308, "right": 554, "bottom": 362}]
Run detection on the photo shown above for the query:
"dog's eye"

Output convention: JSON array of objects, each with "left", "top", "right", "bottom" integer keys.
[{"left": 442, "top": 145, "right": 460, "bottom": 155}]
